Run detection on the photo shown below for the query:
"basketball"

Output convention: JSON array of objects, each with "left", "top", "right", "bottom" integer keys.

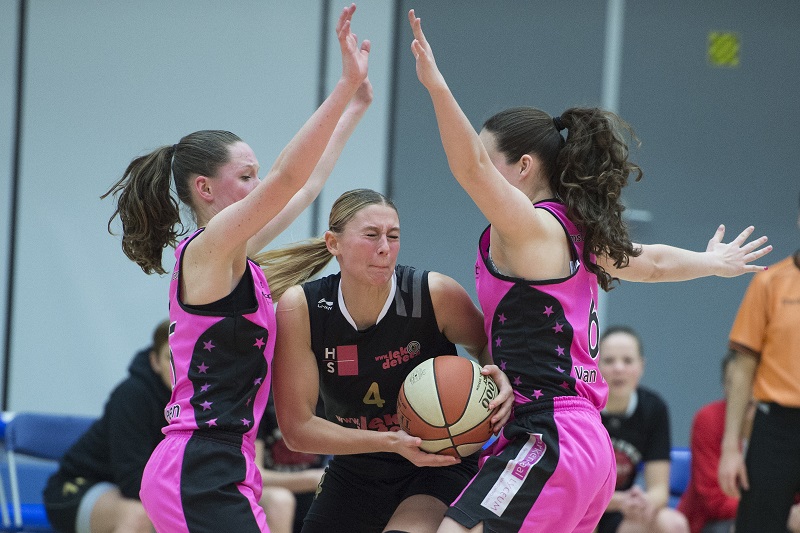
[{"left": 397, "top": 355, "right": 498, "bottom": 458}]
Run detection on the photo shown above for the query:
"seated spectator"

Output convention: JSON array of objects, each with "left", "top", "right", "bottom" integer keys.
[
  {"left": 256, "top": 395, "right": 326, "bottom": 533},
  {"left": 678, "top": 350, "right": 755, "bottom": 533},
  {"left": 596, "top": 325, "right": 690, "bottom": 533},
  {"left": 43, "top": 319, "right": 172, "bottom": 533}
]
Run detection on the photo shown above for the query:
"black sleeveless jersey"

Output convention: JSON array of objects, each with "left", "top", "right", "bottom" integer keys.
[{"left": 303, "top": 265, "right": 457, "bottom": 435}]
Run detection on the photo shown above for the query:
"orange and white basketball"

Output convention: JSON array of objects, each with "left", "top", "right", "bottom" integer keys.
[{"left": 397, "top": 355, "right": 497, "bottom": 458}]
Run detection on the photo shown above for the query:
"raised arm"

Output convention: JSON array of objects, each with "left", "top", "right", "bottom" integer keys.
[
  {"left": 206, "top": 4, "right": 370, "bottom": 256},
  {"left": 407, "top": 9, "right": 544, "bottom": 241},
  {"left": 247, "top": 78, "right": 374, "bottom": 255},
  {"left": 598, "top": 225, "right": 771, "bottom": 283},
  {"left": 272, "top": 285, "right": 458, "bottom": 467}
]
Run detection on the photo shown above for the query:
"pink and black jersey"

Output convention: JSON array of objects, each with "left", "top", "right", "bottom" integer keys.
[
  {"left": 141, "top": 229, "right": 275, "bottom": 532},
  {"left": 164, "top": 229, "right": 274, "bottom": 441},
  {"left": 475, "top": 200, "right": 607, "bottom": 411},
  {"left": 446, "top": 200, "right": 614, "bottom": 532}
]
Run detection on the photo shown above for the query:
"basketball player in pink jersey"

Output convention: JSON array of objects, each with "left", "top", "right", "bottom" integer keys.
[
  {"left": 407, "top": 9, "right": 773, "bottom": 533},
  {"left": 101, "top": 6, "right": 370, "bottom": 531}
]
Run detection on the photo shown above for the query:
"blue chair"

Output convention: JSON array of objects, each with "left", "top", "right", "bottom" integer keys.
[
  {"left": 0, "top": 414, "right": 11, "bottom": 530},
  {"left": 669, "top": 446, "right": 691, "bottom": 508},
  {"left": 4, "top": 412, "right": 96, "bottom": 531}
]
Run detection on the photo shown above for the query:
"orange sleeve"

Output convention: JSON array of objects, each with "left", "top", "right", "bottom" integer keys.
[{"left": 729, "top": 272, "right": 768, "bottom": 357}]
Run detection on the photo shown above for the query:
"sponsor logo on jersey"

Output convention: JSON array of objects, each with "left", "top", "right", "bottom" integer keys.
[
  {"left": 324, "top": 345, "right": 358, "bottom": 375},
  {"left": 574, "top": 365, "right": 597, "bottom": 383},
  {"left": 334, "top": 413, "right": 400, "bottom": 431},
  {"left": 164, "top": 402, "right": 181, "bottom": 423},
  {"left": 570, "top": 223, "right": 585, "bottom": 242},
  {"left": 259, "top": 279, "right": 272, "bottom": 302},
  {"left": 481, "top": 433, "right": 547, "bottom": 516},
  {"left": 317, "top": 298, "right": 334, "bottom": 311},
  {"left": 375, "top": 341, "right": 422, "bottom": 369},
  {"left": 610, "top": 438, "right": 641, "bottom": 487}
]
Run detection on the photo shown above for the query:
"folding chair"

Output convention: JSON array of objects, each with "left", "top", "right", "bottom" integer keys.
[
  {"left": 0, "top": 415, "right": 11, "bottom": 530},
  {"left": 4, "top": 413, "right": 96, "bottom": 531}
]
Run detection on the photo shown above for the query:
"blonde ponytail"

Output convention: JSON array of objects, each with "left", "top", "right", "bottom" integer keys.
[{"left": 253, "top": 238, "right": 333, "bottom": 301}]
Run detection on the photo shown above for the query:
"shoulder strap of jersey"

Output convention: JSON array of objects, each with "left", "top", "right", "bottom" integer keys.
[{"left": 394, "top": 265, "right": 428, "bottom": 319}]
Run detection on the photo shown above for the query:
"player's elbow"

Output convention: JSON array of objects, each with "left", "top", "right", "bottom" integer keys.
[{"left": 278, "top": 425, "right": 313, "bottom": 454}]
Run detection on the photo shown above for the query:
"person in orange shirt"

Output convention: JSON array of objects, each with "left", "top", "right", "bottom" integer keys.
[{"left": 718, "top": 192, "right": 800, "bottom": 532}]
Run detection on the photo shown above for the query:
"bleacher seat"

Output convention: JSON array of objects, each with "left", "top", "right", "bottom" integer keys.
[
  {"left": 669, "top": 446, "right": 691, "bottom": 508},
  {"left": 3, "top": 412, "right": 96, "bottom": 531},
  {"left": 0, "top": 414, "right": 11, "bottom": 530}
]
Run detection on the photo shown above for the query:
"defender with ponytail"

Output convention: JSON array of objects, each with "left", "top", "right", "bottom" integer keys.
[
  {"left": 102, "top": 130, "right": 241, "bottom": 275},
  {"left": 409, "top": 9, "right": 772, "bottom": 533},
  {"left": 100, "top": 6, "right": 371, "bottom": 532}
]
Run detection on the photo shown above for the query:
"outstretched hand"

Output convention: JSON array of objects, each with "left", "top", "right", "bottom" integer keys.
[
  {"left": 336, "top": 3, "right": 370, "bottom": 89},
  {"left": 706, "top": 225, "right": 772, "bottom": 277},
  {"left": 408, "top": 9, "right": 446, "bottom": 91}
]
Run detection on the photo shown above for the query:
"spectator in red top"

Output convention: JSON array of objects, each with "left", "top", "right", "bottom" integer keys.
[{"left": 677, "top": 350, "right": 754, "bottom": 533}]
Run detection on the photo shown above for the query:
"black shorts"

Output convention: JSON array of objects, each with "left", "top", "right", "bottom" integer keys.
[
  {"left": 42, "top": 471, "right": 103, "bottom": 533},
  {"left": 596, "top": 511, "right": 623, "bottom": 533},
  {"left": 737, "top": 403, "right": 800, "bottom": 532},
  {"left": 293, "top": 492, "right": 315, "bottom": 533},
  {"left": 301, "top": 452, "right": 478, "bottom": 533}
]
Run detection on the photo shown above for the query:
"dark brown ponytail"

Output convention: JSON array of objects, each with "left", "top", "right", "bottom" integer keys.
[{"left": 101, "top": 130, "right": 242, "bottom": 275}]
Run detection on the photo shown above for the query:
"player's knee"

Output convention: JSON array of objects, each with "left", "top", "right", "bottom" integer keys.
[
  {"left": 261, "top": 486, "right": 296, "bottom": 511},
  {"left": 119, "top": 500, "right": 153, "bottom": 533},
  {"left": 655, "top": 507, "right": 690, "bottom": 533}
]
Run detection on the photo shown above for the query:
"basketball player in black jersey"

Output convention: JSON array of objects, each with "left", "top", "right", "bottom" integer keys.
[{"left": 266, "top": 189, "right": 513, "bottom": 533}]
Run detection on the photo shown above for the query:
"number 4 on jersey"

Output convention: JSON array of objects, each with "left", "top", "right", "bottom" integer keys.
[{"left": 363, "top": 382, "right": 385, "bottom": 408}]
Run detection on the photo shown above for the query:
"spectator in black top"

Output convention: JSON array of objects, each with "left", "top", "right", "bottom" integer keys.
[
  {"left": 43, "top": 319, "right": 171, "bottom": 533},
  {"left": 595, "top": 325, "right": 690, "bottom": 533}
]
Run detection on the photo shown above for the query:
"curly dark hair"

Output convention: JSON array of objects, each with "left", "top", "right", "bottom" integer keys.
[{"left": 482, "top": 106, "right": 643, "bottom": 291}]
